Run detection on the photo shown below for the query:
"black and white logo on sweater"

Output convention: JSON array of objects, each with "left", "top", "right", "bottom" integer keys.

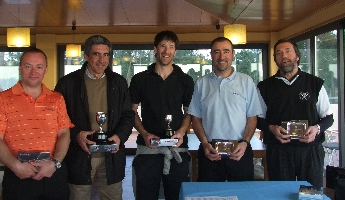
[{"left": 299, "top": 92, "right": 310, "bottom": 101}]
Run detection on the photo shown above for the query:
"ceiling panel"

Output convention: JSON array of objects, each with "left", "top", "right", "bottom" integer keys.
[{"left": 0, "top": 0, "right": 342, "bottom": 35}]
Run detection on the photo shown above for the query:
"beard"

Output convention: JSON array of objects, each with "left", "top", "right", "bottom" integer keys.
[{"left": 278, "top": 57, "right": 298, "bottom": 74}]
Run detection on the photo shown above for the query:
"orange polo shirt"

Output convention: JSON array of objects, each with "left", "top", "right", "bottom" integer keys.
[{"left": 0, "top": 82, "right": 74, "bottom": 157}]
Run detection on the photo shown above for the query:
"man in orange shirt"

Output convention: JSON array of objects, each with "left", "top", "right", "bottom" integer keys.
[{"left": 0, "top": 48, "right": 73, "bottom": 200}]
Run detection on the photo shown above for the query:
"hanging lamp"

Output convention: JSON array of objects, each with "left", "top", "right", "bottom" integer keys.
[
  {"left": 7, "top": 1, "right": 30, "bottom": 47},
  {"left": 66, "top": 20, "right": 81, "bottom": 57},
  {"left": 224, "top": 24, "right": 246, "bottom": 44}
]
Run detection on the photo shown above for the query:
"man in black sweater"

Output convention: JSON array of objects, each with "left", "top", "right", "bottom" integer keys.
[{"left": 257, "top": 39, "right": 333, "bottom": 189}]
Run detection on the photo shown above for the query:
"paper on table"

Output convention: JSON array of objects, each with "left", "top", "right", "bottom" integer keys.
[{"left": 185, "top": 196, "right": 238, "bottom": 200}]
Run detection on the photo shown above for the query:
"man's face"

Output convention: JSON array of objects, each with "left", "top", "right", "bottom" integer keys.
[
  {"left": 211, "top": 40, "right": 235, "bottom": 73},
  {"left": 274, "top": 42, "right": 300, "bottom": 74},
  {"left": 154, "top": 39, "right": 176, "bottom": 66},
  {"left": 19, "top": 52, "right": 47, "bottom": 88},
  {"left": 84, "top": 44, "right": 110, "bottom": 79}
]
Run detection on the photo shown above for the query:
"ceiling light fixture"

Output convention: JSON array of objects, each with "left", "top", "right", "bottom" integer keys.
[
  {"left": 224, "top": 24, "right": 246, "bottom": 44},
  {"left": 7, "top": 0, "right": 30, "bottom": 47},
  {"left": 66, "top": 20, "right": 81, "bottom": 57}
]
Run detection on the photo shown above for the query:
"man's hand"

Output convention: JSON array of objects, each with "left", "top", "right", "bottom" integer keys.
[
  {"left": 31, "top": 159, "right": 56, "bottom": 180},
  {"left": 142, "top": 132, "right": 160, "bottom": 149},
  {"left": 202, "top": 143, "right": 221, "bottom": 161},
  {"left": 299, "top": 125, "right": 319, "bottom": 143},
  {"left": 11, "top": 161, "right": 38, "bottom": 179},
  {"left": 269, "top": 125, "right": 291, "bottom": 144},
  {"left": 108, "top": 134, "right": 121, "bottom": 153},
  {"left": 229, "top": 142, "right": 247, "bottom": 161},
  {"left": 171, "top": 130, "right": 185, "bottom": 148},
  {"left": 77, "top": 130, "right": 96, "bottom": 154}
]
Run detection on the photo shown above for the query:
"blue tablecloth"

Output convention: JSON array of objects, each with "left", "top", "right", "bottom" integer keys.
[{"left": 179, "top": 181, "right": 330, "bottom": 200}]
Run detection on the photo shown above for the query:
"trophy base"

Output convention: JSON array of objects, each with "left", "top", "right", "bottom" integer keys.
[
  {"left": 151, "top": 139, "right": 178, "bottom": 147},
  {"left": 89, "top": 143, "right": 118, "bottom": 153},
  {"left": 290, "top": 135, "right": 302, "bottom": 140},
  {"left": 212, "top": 139, "right": 238, "bottom": 157},
  {"left": 18, "top": 151, "right": 50, "bottom": 163}
]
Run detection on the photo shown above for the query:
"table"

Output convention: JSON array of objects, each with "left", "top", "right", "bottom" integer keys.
[
  {"left": 187, "top": 134, "right": 268, "bottom": 181},
  {"left": 179, "top": 181, "right": 330, "bottom": 200}
]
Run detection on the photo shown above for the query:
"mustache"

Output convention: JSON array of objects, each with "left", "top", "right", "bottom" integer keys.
[{"left": 279, "top": 58, "right": 292, "bottom": 66}]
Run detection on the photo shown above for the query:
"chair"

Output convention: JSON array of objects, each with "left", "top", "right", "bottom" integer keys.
[{"left": 323, "top": 130, "right": 339, "bottom": 167}]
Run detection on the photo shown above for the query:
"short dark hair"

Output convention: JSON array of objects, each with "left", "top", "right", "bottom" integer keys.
[
  {"left": 211, "top": 37, "right": 233, "bottom": 50},
  {"left": 20, "top": 47, "right": 48, "bottom": 66},
  {"left": 273, "top": 39, "right": 301, "bottom": 65},
  {"left": 84, "top": 35, "right": 112, "bottom": 56},
  {"left": 154, "top": 30, "right": 179, "bottom": 49}
]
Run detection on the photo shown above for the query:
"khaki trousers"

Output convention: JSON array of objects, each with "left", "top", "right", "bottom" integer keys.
[{"left": 69, "top": 154, "right": 123, "bottom": 200}]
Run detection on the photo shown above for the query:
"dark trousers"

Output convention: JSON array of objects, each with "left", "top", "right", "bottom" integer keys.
[
  {"left": 266, "top": 143, "right": 325, "bottom": 189},
  {"left": 197, "top": 143, "right": 254, "bottom": 182},
  {"left": 2, "top": 163, "right": 69, "bottom": 200},
  {"left": 133, "top": 153, "right": 190, "bottom": 200}
]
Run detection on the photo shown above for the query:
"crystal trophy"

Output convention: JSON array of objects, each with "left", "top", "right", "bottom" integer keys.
[
  {"left": 281, "top": 120, "right": 308, "bottom": 139},
  {"left": 89, "top": 112, "right": 117, "bottom": 152},
  {"left": 212, "top": 139, "right": 238, "bottom": 157},
  {"left": 151, "top": 115, "right": 178, "bottom": 146}
]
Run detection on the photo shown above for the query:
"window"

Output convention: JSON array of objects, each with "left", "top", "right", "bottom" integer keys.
[
  {"left": 59, "top": 44, "right": 268, "bottom": 85},
  {"left": 297, "top": 39, "right": 312, "bottom": 74},
  {"left": 315, "top": 30, "right": 339, "bottom": 132},
  {"left": 293, "top": 21, "right": 344, "bottom": 166},
  {"left": 315, "top": 30, "right": 338, "bottom": 104},
  {"left": 0, "top": 50, "right": 25, "bottom": 91},
  {"left": 234, "top": 48, "right": 264, "bottom": 85}
]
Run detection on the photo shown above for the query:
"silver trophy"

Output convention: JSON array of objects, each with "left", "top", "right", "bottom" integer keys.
[
  {"left": 89, "top": 112, "right": 117, "bottom": 152},
  {"left": 95, "top": 112, "right": 107, "bottom": 144},
  {"left": 151, "top": 114, "right": 178, "bottom": 146},
  {"left": 165, "top": 115, "right": 174, "bottom": 137}
]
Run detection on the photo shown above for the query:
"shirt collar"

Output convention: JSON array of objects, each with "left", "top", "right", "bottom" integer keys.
[
  {"left": 211, "top": 66, "right": 237, "bottom": 81},
  {"left": 274, "top": 67, "right": 301, "bottom": 85},
  {"left": 147, "top": 63, "right": 182, "bottom": 76},
  {"left": 12, "top": 81, "right": 53, "bottom": 96},
  {"left": 85, "top": 67, "right": 105, "bottom": 79}
]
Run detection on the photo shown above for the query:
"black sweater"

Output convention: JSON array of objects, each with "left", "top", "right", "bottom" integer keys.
[{"left": 257, "top": 69, "right": 333, "bottom": 146}]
